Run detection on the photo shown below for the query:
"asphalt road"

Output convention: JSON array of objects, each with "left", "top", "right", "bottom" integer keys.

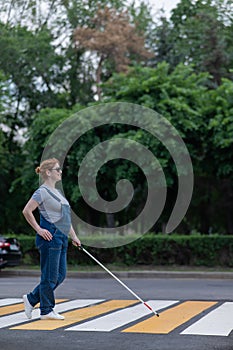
[
  {"left": 1, "top": 275, "right": 233, "bottom": 300},
  {"left": 1, "top": 275, "right": 233, "bottom": 350}
]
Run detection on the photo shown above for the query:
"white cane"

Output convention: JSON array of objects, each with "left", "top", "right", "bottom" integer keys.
[{"left": 78, "top": 245, "right": 159, "bottom": 317}]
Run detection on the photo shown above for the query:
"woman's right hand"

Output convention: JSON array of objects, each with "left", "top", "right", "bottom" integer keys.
[{"left": 38, "top": 228, "right": 53, "bottom": 241}]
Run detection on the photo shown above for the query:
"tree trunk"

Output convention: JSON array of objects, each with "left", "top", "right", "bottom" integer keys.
[
  {"left": 224, "top": 180, "right": 233, "bottom": 234},
  {"left": 106, "top": 213, "right": 115, "bottom": 228},
  {"left": 96, "top": 55, "right": 104, "bottom": 101}
]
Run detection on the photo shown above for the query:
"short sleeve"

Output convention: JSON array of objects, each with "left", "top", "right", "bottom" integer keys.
[{"left": 31, "top": 188, "right": 43, "bottom": 205}]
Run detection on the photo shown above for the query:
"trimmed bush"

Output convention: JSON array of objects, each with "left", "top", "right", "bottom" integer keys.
[{"left": 9, "top": 233, "right": 233, "bottom": 267}]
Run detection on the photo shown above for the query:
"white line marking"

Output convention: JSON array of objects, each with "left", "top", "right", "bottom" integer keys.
[
  {"left": 181, "top": 302, "right": 233, "bottom": 336},
  {"left": 66, "top": 300, "right": 179, "bottom": 332},
  {"left": 0, "top": 299, "right": 104, "bottom": 328},
  {"left": 0, "top": 298, "right": 23, "bottom": 307}
]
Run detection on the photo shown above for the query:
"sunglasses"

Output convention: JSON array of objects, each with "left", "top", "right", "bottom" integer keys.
[{"left": 50, "top": 167, "right": 62, "bottom": 172}]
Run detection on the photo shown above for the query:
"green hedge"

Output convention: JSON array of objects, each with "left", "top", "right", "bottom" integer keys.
[{"left": 11, "top": 234, "right": 233, "bottom": 267}]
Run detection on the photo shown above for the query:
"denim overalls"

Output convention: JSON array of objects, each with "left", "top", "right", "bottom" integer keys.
[{"left": 27, "top": 187, "right": 71, "bottom": 315}]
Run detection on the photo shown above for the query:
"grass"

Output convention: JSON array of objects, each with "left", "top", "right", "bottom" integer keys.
[{"left": 4, "top": 263, "right": 233, "bottom": 273}]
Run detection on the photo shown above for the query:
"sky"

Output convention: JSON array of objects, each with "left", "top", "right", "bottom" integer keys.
[{"left": 146, "top": 0, "right": 181, "bottom": 17}]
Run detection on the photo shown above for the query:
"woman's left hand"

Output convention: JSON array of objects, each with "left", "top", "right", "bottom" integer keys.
[{"left": 72, "top": 237, "right": 81, "bottom": 247}]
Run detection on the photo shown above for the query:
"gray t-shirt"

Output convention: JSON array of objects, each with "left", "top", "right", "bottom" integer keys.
[{"left": 31, "top": 185, "right": 70, "bottom": 223}]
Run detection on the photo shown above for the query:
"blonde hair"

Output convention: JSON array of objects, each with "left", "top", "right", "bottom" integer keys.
[{"left": 35, "top": 158, "right": 60, "bottom": 180}]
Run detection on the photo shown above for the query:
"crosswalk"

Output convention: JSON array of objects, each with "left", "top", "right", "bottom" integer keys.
[{"left": 0, "top": 298, "right": 232, "bottom": 336}]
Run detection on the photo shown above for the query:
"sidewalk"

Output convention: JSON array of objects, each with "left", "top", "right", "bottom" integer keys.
[{"left": 1, "top": 266, "right": 233, "bottom": 279}]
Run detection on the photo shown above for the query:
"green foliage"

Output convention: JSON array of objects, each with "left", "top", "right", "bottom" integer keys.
[
  {"left": 14, "top": 233, "right": 233, "bottom": 267},
  {"left": 0, "top": 23, "right": 67, "bottom": 127},
  {"left": 154, "top": 0, "right": 233, "bottom": 85},
  {"left": 102, "top": 62, "right": 233, "bottom": 233},
  {"left": 0, "top": 124, "right": 27, "bottom": 234},
  {"left": 19, "top": 107, "right": 74, "bottom": 195},
  {"left": 207, "top": 78, "right": 233, "bottom": 178},
  {"left": 0, "top": 0, "right": 233, "bottom": 237}
]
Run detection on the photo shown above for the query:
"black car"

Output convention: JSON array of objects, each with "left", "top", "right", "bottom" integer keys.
[{"left": 0, "top": 236, "right": 22, "bottom": 269}]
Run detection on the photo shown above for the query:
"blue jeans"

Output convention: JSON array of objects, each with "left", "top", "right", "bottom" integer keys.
[{"left": 27, "top": 230, "right": 68, "bottom": 315}]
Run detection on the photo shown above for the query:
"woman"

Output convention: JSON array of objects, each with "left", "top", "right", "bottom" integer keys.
[{"left": 22, "top": 158, "right": 81, "bottom": 320}]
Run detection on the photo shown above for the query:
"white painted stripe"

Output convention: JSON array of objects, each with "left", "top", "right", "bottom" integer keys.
[
  {"left": 181, "top": 302, "right": 233, "bottom": 336},
  {"left": 0, "top": 299, "right": 104, "bottom": 328},
  {"left": 0, "top": 298, "right": 23, "bottom": 307},
  {"left": 66, "top": 300, "right": 179, "bottom": 332}
]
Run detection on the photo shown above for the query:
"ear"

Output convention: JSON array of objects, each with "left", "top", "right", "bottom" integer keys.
[{"left": 46, "top": 169, "right": 51, "bottom": 177}]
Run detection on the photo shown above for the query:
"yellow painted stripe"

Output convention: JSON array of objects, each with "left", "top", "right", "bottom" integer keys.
[
  {"left": 0, "top": 299, "right": 66, "bottom": 317},
  {"left": 122, "top": 301, "right": 217, "bottom": 334},
  {"left": 0, "top": 304, "right": 24, "bottom": 316},
  {"left": 11, "top": 300, "right": 137, "bottom": 330}
]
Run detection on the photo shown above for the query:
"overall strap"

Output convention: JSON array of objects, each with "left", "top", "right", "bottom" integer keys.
[{"left": 41, "top": 186, "right": 61, "bottom": 203}]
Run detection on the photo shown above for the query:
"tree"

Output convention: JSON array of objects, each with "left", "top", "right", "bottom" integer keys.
[
  {"left": 0, "top": 71, "right": 27, "bottom": 233},
  {"left": 0, "top": 0, "right": 155, "bottom": 111},
  {"left": 73, "top": 6, "right": 153, "bottom": 100},
  {"left": 206, "top": 78, "right": 233, "bottom": 233},
  {"left": 0, "top": 129, "right": 11, "bottom": 232},
  {"left": 102, "top": 63, "right": 220, "bottom": 233},
  {"left": 0, "top": 23, "right": 69, "bottom": 132},
  {"left": 153, "top": 0, "right": 233, "bottom": 85},
  {"left": 15, "top": 62, "right": 233, "bottom": 235},
  {"left": 0, "top": 125, "right": 27, "bottom": 234}
]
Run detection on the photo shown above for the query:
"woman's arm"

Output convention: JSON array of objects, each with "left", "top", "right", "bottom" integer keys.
[
  {"left": 69, "top": 225, "right": 81, "bottom": 246},
  {"left": 22, "top": 199, "right": 53, "bottom": 241}
]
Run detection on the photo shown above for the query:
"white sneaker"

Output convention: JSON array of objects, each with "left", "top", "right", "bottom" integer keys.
[
  {"left": 23, "top": 294, "right": 34, "bottom": 319},
  {"left": 40, "top": 310, "right": 65, "bottom": 320}
]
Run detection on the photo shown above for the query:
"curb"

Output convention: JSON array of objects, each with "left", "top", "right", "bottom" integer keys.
[{"left": 1, "top": 269, "right": 233, "bottom": 279}]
